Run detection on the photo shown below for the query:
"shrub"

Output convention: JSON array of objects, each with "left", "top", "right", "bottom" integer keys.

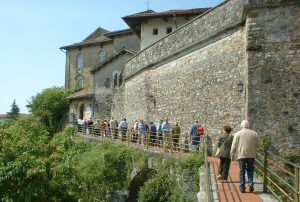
[{"left": 138, "top": 171, "right": 176, "bottom": 202}]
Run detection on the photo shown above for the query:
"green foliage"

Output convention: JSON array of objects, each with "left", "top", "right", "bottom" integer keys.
[
  {"left": 138, "top": 171, "right": 176, "bottom": 202},
  {"left": 0, "top": 116, "right": 203, "bottom": 201},
  {"left": 6, "top": 99, "right": 20, "bottom": 119},
  {"left": 284, "top": 151, "right": 300, "bottom": 165},
  {"left": 0, "top": 116, "right": 51, "bottom": 201},
  {"left": 260, "top": 135, "right": 271, "bottom": 149},
  {"left": 27, "top": 86, "right": 72, "bottom": 134},
  {"left": 75, "top": 142, "right": 146, "bottom": 201},
  {"left": 178, "top": 153, "right": 204, "bottom": 192}
]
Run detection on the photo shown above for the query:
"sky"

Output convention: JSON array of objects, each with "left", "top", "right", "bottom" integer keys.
[{"left": 0, "top": 0, "right": 223, "bottom": 114}]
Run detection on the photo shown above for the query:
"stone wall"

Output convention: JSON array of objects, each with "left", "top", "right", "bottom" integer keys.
[
  {"left": 124, "top": 0, "right": 246, "bottom": 79},
  {"left": 124, "top": 28, "right": 247, "bottom": 139},
  {"left": 115, "top": 0, "right": 300, "bottom": 153},
  {"left": 94, "top": 89, "right": 112, "bottom": 119},
  {"left": 245, "top": 3, "right": 300, "bottom": 152}
]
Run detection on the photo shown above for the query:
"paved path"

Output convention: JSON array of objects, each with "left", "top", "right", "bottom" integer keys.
[{"left": 209, "top": 156, "right": 278, "bottom": 202}]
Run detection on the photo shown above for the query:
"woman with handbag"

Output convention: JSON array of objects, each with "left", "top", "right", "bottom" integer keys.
[{"left": 216, "top": 126, "right": 234, "bottom": 181}]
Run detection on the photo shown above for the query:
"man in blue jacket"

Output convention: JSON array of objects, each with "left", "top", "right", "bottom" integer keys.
[{"left": 190, "top": 120, "right": 200, "bottom": 152}]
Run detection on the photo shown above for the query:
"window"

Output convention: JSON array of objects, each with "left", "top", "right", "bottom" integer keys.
[
  {"left": 152, "top": 28, "right": 158, "bottom": 35},
  {"left": 75, "top": 75, "right": 84, "bottom": 89},
  {"left": 119, "top": 71, "right": 123, "bottom": 87},
  {"left": 104, "top": 77, "right": 111, "bottom": 88},
  {"left": 98, "top": 50, "right": 106, "bottom": 63},
  {"left": 113, "top": 73, "right": 118, "bottom": 88},
  {"left": 166, "top": 27, "right": 172, "bottom": 34},
  {"left": 76, "top": 53, "right": 84, "bottom": 69}
]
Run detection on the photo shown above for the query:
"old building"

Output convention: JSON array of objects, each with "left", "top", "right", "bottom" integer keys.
[
  {"left": 90, "top": 47, "right": 137, "bottom": 119},
  {"left": 112, "top": 0, "right": 300, "bottom": 153},
  {"left": 60, "top": 28, "right": 140, "bottom": 121},
  {"left": 122, "top": 8, "right": 210, "bottom": 50}
]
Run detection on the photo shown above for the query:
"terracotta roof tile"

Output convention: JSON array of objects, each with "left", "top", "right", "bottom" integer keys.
[{"left": 67, "top": 88, "right": 93, "bottom": 100}]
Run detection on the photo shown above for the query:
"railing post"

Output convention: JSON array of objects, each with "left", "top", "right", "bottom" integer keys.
[
  {"left": 127, "top": 129, "right": 130, "bottom": 146},
  {"left": 171, "top": 133, "right": 173, "bottom": 154},
  {"left": 263, "top": 149, "right": 268, "bottom": 193},
  {"left": 146, "top": 132, "right": 149, "bottom": 149},
  {"left": 295, "top": 166, "right": 300, "bottom": 202}
]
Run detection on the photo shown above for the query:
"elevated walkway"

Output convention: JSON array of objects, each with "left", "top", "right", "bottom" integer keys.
[
  {"left": 209, "top": 156, "right": 279, "bottom": 202},
  {"left": 77, "top": 131, "right": 283, "bottom": 202}
]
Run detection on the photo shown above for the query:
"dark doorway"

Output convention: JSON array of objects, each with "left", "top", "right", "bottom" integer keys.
[
  {"left": 126, "top": 168, "right": 156, "bottom": 202},
  {"left": 79, "top": 104, "right": 84, "bottom": 119}
]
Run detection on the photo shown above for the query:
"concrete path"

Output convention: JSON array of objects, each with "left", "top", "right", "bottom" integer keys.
[{"left": 209, "top": 157, "right": 279, "bottom": 202}]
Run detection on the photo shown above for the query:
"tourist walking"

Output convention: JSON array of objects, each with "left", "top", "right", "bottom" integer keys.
[
  {"left": 156, "top": 119, "right": 163, "bottom": 147},
  {"left": 190, "top": 120, "right": 200, "bottom": 152},
  {"left": 118, "top": 118, "right": 128, "bottom": 141},
  {"left": 230, "top": 120, "right": 259, "bottom": 193},
  {"left": 216, "top": 126, "right": 233, "bottom": 181},
  {"left": 171, "top": 122, "right": 181, "bottom": 151},
  {"left": 138, "top": 119, "right": 146, "bottom": 145},
  {"left": 161, "top": 118, "right": 171, "bottom": 152},
  {"left": 149, "top": 121, "right": 157, "bottom": 146},
  {"left": 109, "top": 117, "right": 118, "bottom": 139}
]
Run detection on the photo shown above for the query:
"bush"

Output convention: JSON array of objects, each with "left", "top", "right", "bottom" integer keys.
[
  {"left": 178, "top": 153, "right": 204, "bottom": 192},
  {"left": 138, "top": 171, "right": 176, "bottom": 202}
]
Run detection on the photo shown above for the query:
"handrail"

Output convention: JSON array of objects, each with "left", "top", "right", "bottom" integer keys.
[
  {"left": 203, "top": 135, "right": 212, "bottom": 202},
  {"left": 74, "top": 123, "right": 204, "bottom": 154},
  {"left": 255, "top": 148, "right": 300, "bottom": 202}
]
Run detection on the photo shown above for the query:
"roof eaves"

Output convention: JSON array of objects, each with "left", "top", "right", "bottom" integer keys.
[{"left": 90, "top": 47, "right": 135, "bottom": 74}]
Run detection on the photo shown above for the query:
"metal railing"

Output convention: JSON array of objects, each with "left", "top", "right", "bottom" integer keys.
[
  {"left": 203, "top": 134, "right": 212, "bottom": 202},
  {"left": 75, "top": 124, "right": 204, "bottom": 154},
  {"left": 255, "top": 148, "right": 300, "bottom": 202}
]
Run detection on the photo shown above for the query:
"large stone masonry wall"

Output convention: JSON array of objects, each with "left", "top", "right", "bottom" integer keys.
[
  {"left": 151, "top": 28, "right": 247, "bottom": 137},
  {"left": 124, "top": 0, "right": 246, "bottom": 79},
  {"left": 124, "top": 28, "right": 247, "bottom": 139},
  {"left": 246, "top": 3, "right": 300, "bottom": 152}
]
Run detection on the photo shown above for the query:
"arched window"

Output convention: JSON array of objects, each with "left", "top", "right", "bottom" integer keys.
[
  {"left": 76, "top": 53, "right": 84, "bottom": 68},
  {"left": 104, "top": 77, "right": 111, "bottom": 88},
  {"left": 98, "top": 50, "right": 106, "bottom": 63},
  {"left": 75, "top": 75, "right": 84, "bottom": 89}
]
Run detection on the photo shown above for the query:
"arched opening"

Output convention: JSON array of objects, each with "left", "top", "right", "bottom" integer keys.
[
  {"left": 79, "top": 104, "right": 84, "bottom": 120},
  {"left": 126, "top": 168, "right": 156, "bottom": 202}
]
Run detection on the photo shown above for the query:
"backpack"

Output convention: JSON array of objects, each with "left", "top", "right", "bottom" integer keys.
[{"left": 197, "top": 125, "right": 204, "bottom": 136}]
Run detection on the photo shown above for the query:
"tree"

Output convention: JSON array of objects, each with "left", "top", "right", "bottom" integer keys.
[
  {"left": 6, "top": 99, "right": 20, "bottom": 119},
  {"left": 27, "top": 86, "right": 71, "bottom": 134}
]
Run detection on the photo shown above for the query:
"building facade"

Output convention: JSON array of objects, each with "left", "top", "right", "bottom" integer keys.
[
  {"left": 112, "top": 0, "right": 300, "bottom": 154},
  {"left": 61, "top": 28, "right": 140, "bottom": 121},
  {"left": 122, "top": 8, "right": 210, "bottom": 50}
]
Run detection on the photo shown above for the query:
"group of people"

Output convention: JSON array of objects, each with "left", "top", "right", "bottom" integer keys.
[
  {"left": 77, "top": 117, "right": 258, "bottom": 193},
  {"left": 77, "top": 117, "right": 205, "bottom": 152},
  {"left": 216, "top": 120, "right": 259, "bottom": 193}
]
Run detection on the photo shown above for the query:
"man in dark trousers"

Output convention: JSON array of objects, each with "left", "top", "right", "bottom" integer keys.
[{"left": 231, "top": 120, "right": 259, "bottom": 193}]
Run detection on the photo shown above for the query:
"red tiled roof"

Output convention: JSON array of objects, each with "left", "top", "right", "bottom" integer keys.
[{"left": 67, "top": 88, "right": 93, "bottom": 100}]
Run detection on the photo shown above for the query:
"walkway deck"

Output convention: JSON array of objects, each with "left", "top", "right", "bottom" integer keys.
[{"left": 209, "top": 156, "right": 278, "bottom": 202}]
